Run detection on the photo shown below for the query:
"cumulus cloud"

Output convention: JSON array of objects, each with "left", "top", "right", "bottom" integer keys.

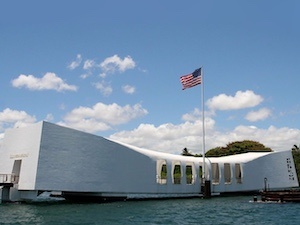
[
  {"left": 181, "top": 108, "right": 202, "bottom": 122},
  {"left": 181, "top": 108, "right": 217, "bottom": 123},
  {"left": 59, "top": 119, "right": 111, "bottom": 134},
  {"left": 60, "top": 102, "right": 148, "bottom": 133},
  {"left": 109, "top": 115, "right": 300, "bottom": 154},
  {"left": 0, "top": 108, "right": 36, "bottom": 132},
  {"left": 100, "top": 55, "right": 136, "bottom": 77},
  {"left": 67, "top": 54, "right": 82, "bottom": 70},
  {"left": 110, "top": 118, "right": 217, "bottom": 154},
  {"left": 93, "top": 81, "right": 113, "bottom": 96},
  {"left": 206, "top": 90, "right": 263, "bottom": 111},
  {"left": 11, "top": 73, "right": 78, "bottom": 92},
  {"left": 1, "top": 106, "right": 299, "bottom": 155},
  {"left": 122, "top": 85, "right": 135, "bottom": 94},
  {"left": 245, "top": 107, "right": 272, "bottom": 122},
  {"left": 229, "top": 125, "right": 300, "bottom": 151}
]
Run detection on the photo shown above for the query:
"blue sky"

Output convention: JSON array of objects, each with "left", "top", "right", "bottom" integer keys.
[{"left": 1, "top": 0, "right": 300, "bottom": 154}]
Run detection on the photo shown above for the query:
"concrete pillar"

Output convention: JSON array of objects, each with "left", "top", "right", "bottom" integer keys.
[{"left": 0, "top": 186, "right": 11, "bottom": 203}]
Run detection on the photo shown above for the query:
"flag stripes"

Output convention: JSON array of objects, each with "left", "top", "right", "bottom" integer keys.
[{"left": 180, "top": 68, "right": 202, "bottom": 90}]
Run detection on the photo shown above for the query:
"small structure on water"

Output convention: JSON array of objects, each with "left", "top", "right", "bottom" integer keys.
[
  {"left": 260, "top": 190, "right": 300, "bottom": 202},
  {"left": 0, "top": 121, "right": 299, "bottom": 202}
]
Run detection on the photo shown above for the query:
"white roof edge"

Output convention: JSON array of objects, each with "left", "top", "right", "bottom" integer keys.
[
  {"left": 107, "top": 138, "right": 181, "bottom": 159},
  {"left": 108, "top": 138, "right": 285, "bottom": 163},
  {"left": 9, "top": 121, "right": 288, "bottom": 164}
]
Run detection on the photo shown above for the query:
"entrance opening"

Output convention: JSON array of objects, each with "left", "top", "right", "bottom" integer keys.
[{"left": 12, "top": 160, "right": 22, "bottom": 183}]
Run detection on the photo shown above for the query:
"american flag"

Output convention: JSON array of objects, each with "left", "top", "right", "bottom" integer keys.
[{"left": 180, "top": 68, "right": 202, "bottom": 90}]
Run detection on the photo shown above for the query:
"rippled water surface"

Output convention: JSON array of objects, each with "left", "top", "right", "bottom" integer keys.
[{"left": 1, "top": 196, "right": 300, "bottom": 225}]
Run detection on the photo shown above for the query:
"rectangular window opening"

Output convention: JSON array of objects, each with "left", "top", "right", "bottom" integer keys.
[
  {"left": 199, "top": 166, "right": 203, "bottom": 178},
  {"left": 156, "top": 160, "right": 167, "bottom": 184},
  {"left": 186, "top": 165, "right": 194, "bottom": 185},
  {"left": 212, "top": 163, "right": 220, "bottom": 184},
  {"left": 173, "top": 164, "right": 181, "bottom": 184},
  {"left": 235, "top": 163, "right": 242, "bottom": 184},
  {"left": 224, "top": 163, "right": 232, "bottom": 184}
]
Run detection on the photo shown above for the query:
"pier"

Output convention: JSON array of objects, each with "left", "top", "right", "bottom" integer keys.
[{"left": 0, "top": 174, "right": 18, "bottom": 203}]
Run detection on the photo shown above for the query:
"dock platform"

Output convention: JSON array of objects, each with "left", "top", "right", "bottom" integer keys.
[{"left": 260, "top": 190, "right": 300, "bottom": 202}]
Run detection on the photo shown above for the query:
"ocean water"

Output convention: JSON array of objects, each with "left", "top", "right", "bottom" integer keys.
[{"left": 1, "top": 196, "right": 300, "bottom": 225}]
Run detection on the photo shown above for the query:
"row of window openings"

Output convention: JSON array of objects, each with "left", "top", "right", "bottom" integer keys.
[{"left": 157, "top": 163, "right": 242, "bottom": 185}]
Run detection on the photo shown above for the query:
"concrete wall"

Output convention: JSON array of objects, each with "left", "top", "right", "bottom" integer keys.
[
  {"left": 211, "top": 151, "right": 299, "bottom": 193},
  {"left": 0, "top": 122, "right": 43, "bottom": 190},
  {"left": 35, "top": 122, "right": 157, "bottom": 193}
]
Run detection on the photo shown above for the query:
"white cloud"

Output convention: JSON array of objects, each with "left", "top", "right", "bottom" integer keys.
[
  {"left": 181, "top": 107, "right": 217, "bottom": 124},
  {"left": 109, "top": 116, "right": 300, "bottom": 154},
  {"left": 60, "top": 102, "right": 148, "bottom": 133},
  {"left": 110, "top": 118, "right": 216, "bottom": 154},
  {"left": 206, "top": 90, "right": 263, "bottom": 111},
  {"left": 0, "top": 108, "right": 36, "bottom": 132},
  {"left": 93, "top": 81, "right": 113, "bottom": 96},
  {"left": 68, "top": 54, "right": 137, "bottom": 79},
  {"left": 45, "top": 113, "right": 54, "bottom": 121},
  {"left": 58, "top": 119, "right": 111, "bottom": 133},
  {"left": 181, "top": 108, "right": 201, "bottom": 122},
  {"left": 229, "top": 125, "right": 300, "bottom": 151},
  {"left": 181, "top": 108, "right": 216, "bottom": 122},
  {"left": 122, "top": 85, "right": 135, "bottom": 94},
  {"left": 67, "top": 54, "right": 82, "bottom": 70},
  {"left": 1, "top": 106, "right": 299, "bottom": 156},
  {"left": 80, "top": 73, "right": 91, "bottom": 79},
  {"left": 245, "top": 107, "right": 272, "bottom": 122},
  {"left": 99, "top": 73, "right": 106, "bottom": 78},
  {"left": 11, "top": 73, "right": 78, "bottom": 92},
  {"left": 83, "top": 59, "right": 96, "bottom": 70},
  {"left": 100, "top": 55, "right": 136, "bottom": 77}
]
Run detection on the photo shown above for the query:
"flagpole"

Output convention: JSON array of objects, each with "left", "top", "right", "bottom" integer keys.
[
  {"left": 179, "top": 66, "right": 210, "bottom": 197},
  {"left": 201, "top": 67, "right": 206, "bottom": 183},
  {"left": 201, "top": 67, "right": 211, "bottom": 198}
]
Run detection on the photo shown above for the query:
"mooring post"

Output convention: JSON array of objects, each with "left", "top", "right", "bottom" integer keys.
[
  {"left": 264, "top": 177, "right": 268, "bottom": 192},
  {"left": 253, "top": 195, "right": 257, "bottom": 202},
  {"left": 202, "top": 180, "right": 211, "bottom": 198}
]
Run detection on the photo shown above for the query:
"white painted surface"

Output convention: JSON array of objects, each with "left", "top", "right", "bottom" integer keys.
[
  {"left": 0, "top": 121, "right": 298, "bottom": 201},
  {"left": 0, "top": 122, "right": 43, "bottom": 190}
]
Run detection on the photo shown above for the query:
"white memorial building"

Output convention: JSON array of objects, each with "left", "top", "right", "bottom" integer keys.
[{"left": 0, "top": 121, "right": 298, "bottom": 202}]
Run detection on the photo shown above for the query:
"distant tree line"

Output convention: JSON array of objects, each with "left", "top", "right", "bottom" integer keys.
[{"left": 181, "top": 140, "right": 272, "bottom": 157}]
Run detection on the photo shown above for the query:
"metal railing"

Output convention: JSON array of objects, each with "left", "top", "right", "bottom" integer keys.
[{"left": 0, "top": 174, "right": 19, "bottom": 184}]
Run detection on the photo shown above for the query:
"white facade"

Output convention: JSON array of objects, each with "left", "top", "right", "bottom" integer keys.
[{"left": 0, "top": 121, "right": 299, "bottom": 202}]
